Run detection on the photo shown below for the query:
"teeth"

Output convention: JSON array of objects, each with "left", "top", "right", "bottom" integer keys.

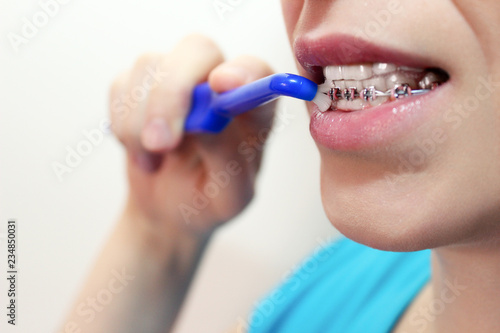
[
  {"left": 362, "top": 77, "right": 387, "bottom": 92},
  {"left": 324, "top": 66, "right": 343, "bottom": 80},
  {"left": 373, "top": 63, "right": 397, "bottom": 75},
  {"left": 342, "top": 64, "right": 373, "bottom": 80},
  {"left": 343, "top": 80, "right": 363, "bottom": 91},
  {"left": 324, "top": 64, "right": 374, "bottom": 81},
  {"left": 399, "top": 66, "right": 424, "bottom": 73},
  {"left": 368, "top": 94, "right": 388, "bottom": 108},
  {"left": 386, "top": 72, "right": 417, "bottom": 90},
  {"left": 338, "top": 81, "right": 368, "bottom": 111},
  {"left": 333, "top": 80, "right": 346, "bottom": 90},
  {"left": 315, "top": 64, "right": 448, "bottom": 112},
  {"left": 337, "top": 97, "right": 367, "bottom": 111},
  {"left": 419, "top": 72, "right": 441, "bottom": 89},
  {"left": 362, "top": 77, "right": 388, "bottom": 107}
]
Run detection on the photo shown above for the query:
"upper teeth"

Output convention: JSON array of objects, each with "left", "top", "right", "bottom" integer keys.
[
  {"left": 323, "top": 63, "right": 424, "bottom": 82},
  {"left": 373, "top": 63, "right": 397, "bottom": 75}
]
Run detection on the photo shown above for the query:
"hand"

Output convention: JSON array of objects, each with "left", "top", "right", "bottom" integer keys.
[{"left": 109, "top": 34, "right": 275, "bottom": 247}]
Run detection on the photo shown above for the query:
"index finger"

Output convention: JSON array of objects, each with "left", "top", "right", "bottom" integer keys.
[{"left": 140, "top": 34, "right": 225, "bottom": 152}]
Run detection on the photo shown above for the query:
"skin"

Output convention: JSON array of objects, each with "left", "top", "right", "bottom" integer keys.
[
  {"left": 63, "top": 1, "right": 500, "bottom": 332},
  {"left": 283, "top": 0, "right": 500, "bottom": 332},
  {"left": 284, "top": 0, "right": 500, "bottom": 251},
  {"left": 62, "top": 35, "right": 276, "bottom": 332}
]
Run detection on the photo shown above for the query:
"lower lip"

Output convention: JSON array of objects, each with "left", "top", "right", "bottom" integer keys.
[{"left": 309, "top": 84, "right": 452, "bottom": 151}]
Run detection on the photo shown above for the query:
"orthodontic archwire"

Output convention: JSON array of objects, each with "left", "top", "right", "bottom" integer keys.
[{"left": 324, "top": 82, "right": 439, "bottom": 102}]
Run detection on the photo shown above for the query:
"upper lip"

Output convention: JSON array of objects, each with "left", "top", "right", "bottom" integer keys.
[{"left": 294, "top": 34, "right": 446, "bottom": 85}]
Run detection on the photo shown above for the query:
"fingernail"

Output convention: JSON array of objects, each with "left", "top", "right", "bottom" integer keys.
[{"left": 142, "top": 117, "right": 174, "bottom": 150}]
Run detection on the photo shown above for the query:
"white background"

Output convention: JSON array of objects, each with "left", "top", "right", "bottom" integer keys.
[{"left": 0, "top": 1, "right": 338, "bottom": 332}]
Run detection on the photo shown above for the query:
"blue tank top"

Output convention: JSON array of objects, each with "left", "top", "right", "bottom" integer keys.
[{"left": 248, "top": 237, "right": 431, "bottom": 333}]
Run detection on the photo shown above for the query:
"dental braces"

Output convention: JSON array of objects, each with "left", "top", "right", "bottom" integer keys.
[{"left": 325, "top": 83, "right": 439, "bottom": 102}]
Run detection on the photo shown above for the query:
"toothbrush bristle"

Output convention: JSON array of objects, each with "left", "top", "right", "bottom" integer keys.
[{"left": 312, "top": 91, "right": 331, "bottom": 112}]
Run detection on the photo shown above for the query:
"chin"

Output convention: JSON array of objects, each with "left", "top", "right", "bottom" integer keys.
[
  {"left": 322, "top": 201, "right": 443, "bottom": 253},
  {"left": 319, "top": 155, "right": 500, "bottom": 252}
]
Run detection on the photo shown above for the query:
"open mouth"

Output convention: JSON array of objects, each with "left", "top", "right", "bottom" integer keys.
[
  {"left": 294, "top": 35, "right": 454, "bottom": 151},
  {"left": 313, "top": 64, "right": 449, "bottom": 112}
]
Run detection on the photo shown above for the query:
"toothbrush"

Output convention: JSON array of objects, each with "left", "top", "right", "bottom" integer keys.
[{"left": 184, "top": 73, "right": 328, "bottom": 133}]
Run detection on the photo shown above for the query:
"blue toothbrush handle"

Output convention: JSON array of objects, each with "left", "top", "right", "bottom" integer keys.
[{"left": 184, "top": 73, "right": 317, "bottom": 134}]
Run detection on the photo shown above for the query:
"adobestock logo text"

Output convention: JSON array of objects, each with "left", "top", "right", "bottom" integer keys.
[{"left": 7, "top": 0, "right": 73, "bottom": 53}]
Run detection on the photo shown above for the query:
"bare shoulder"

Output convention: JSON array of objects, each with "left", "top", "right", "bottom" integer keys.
[{"left": 391, "top": 282, "right": 433, "bottom": 333}]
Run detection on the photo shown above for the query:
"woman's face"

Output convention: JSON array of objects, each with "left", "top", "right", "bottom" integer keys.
[{"left": 282, "top": 0, "right": 500, "bottom": 251}]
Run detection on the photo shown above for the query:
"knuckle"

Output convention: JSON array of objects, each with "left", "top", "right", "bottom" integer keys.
[
  {"left": 109, "top": 114, "right": 127, "bottom": 142},
  {"left": 119, "top": 116, "right": 141, "bottom": 145},
  {"left": 148, "top": 78, "right": 192, "bottom": 115},
  {"left": 133, "top": 53, "right": 162, "bottom": 71},
  {"left": 108, "top": 72, "right": 133, "bottom": 125},
  {"left": 235, "top": 54, "right": 261, "bottom": 63},
  {"left": 109, "top": 71, "right": 128, "bottom": 100},
  {"left": 238, "top": 55, "right": 274, "bottom": 76},
  {"left": 181, "top": 33, "right": 217, "bottom": 50},
  {"left": 109, "top": 97, "right": 129, "bottom": 122},
  {"left": 177, "top": 34, "right": 224, "bottom": 63},
  {"left": 110, "top": 122, "right": 125, "bottom": 141}
]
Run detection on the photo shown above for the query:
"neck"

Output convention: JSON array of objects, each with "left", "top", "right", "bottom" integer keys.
[{"left": 430, "top": 241, "right": 500, "bottom": 333}]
